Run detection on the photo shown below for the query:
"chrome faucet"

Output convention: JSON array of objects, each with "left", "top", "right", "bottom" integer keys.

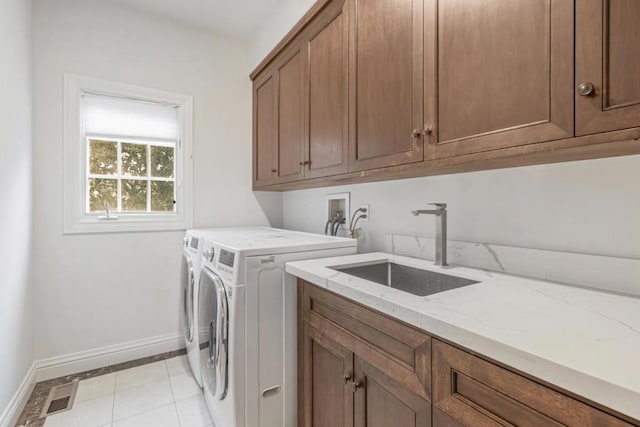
[{"left": 411, "top": 203, "right": 447, "bottom": 266}]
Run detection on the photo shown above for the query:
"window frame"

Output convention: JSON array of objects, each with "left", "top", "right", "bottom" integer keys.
[{"left": 64, "top": 74, "right": 193, "bottom": 234}]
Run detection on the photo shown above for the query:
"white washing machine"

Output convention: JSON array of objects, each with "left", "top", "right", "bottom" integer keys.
[
  {"left": 180, "top": 229, "right": 211, "bottom": 388},
  {"left": 198, "top": 227, "right": 357, "bottom": 427}
]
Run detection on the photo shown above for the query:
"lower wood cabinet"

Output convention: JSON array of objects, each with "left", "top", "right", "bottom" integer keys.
[
  {"left": 432, "top": 341, "right": 635, "bottom": 427},
  {"left": 298, "top": 280, "right": 639, "bottom": 427},
  {"left": 354, "top": 355, "right": 431, "bottom": 427},
  {"left": 304, "top": 324, "right": 354, "bottom": 427},
  {"left": 299, "top": 280, "right": 431, "bottom": 427}
]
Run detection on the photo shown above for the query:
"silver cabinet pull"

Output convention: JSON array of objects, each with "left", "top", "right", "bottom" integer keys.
[
  {"left": 423, "top": 124, "right": 433, "bottom": 135},
  {"left": 411, "top": 129, "right": 421, "bottom": 138},
  {"left": 262, "top": 385, "right": 281, "bottom": 397}
]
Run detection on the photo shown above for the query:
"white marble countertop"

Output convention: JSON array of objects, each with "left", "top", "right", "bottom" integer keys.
[{"left": 286, "top": 252, "right": 640, "bottom": 420}]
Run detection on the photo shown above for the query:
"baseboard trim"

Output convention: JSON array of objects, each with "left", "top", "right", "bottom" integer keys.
[
  {"left": 35, "top": 332, "right": 184, "bottom": 382},
  {"left": 0, "top": 362, "right": 36, "bottom": 427}
]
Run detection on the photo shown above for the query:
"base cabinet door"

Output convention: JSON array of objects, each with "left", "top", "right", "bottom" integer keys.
[
  {"left": 576, "top": 0, "right": 640, "bottom": 136},
  {"left": 302, "top": 324, "right": 354, "bottom": 427},
  {"left": 354, "top": 356, "right": 431, "bottom": 427},
  {"left": 429, "top": 0, "right": 574, "bottom": 159}
]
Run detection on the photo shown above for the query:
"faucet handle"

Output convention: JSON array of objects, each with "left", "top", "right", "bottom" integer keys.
[{"left": 429, "top": 203, "right": 447, "bottom": 210}]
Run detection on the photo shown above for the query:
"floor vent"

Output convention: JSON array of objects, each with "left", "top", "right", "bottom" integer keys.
[{"left": 40, "top": 381, "right": 78, "bottom": 418}]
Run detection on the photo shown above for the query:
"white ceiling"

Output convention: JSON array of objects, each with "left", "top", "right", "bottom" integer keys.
[{"left": 109, "top": 0, "right": 283, "bottom": 41}]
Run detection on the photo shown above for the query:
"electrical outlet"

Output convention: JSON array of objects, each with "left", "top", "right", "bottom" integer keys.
[{"left": 360, "top": 204, "right": 370, "bottom": 222}]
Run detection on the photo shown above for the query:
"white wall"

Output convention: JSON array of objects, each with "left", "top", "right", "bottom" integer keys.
[
  {"left": 249, "top": 0, "right": 316, "bottom": 68},
  {"left": 32, "top": 0, "right": 281, "bottom": 361},
  {"left": 0, "top": 0, "right": 34, "bottom": 416},
  {"left": 283, "top": 154, "right": 640, "bottom": 260}
]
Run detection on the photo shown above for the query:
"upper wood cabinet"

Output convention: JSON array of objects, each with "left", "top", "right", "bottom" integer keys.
[
  {"left": 304, "top": 0, "right": 350, "bottom": 179},
  {"left": 348, "top": 0, "right": 425, "bottom": 172},
  {"left": 576, "top": 0, "right": 640, "bottom": 136},
  {"left": 429, "top": 0, "right": 574, "bottom": 159},
  {"left": 253, "top": 73, "right": 277, "bottom": 187},
  {"left": 274, "top": 45, "right": 306, "bottom": 184},
  {"left": 253, "top": 0, "right": 348, "bottom": 188},
  {"left": 252, "top": 48, "right": 306, "bottom": 188},
  {"left": 251, "top": 0, "right": 640, "bottom": 190}
]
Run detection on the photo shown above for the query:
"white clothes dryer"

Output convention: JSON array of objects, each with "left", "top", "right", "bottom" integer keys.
[{"left": 197, "top": 228, "right": 357, "bottom": 427}]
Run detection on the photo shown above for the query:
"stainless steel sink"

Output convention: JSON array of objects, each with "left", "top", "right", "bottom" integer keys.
[{"left": 332, "top": 262, "right": 479, "bottom": 296}]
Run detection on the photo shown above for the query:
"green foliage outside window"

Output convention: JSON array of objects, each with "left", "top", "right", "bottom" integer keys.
[{"left": 87, "top": 139, "right": 176, "bottom": 213}]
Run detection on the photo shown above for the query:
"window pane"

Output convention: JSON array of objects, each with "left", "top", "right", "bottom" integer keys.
[
  {"left": 122, "top": 179, "right": 148, "bottom": 211},
  {"left": 89, "top": 140, "right": 117, "bottom": 175},
  {"left": 151, "top": 181, "right": 175, "bottom": 212},
  {"left": 121, "top": 143, "right": 148, "bottom": 177},
  {"left": 88, "top": 178, "right": 117, "bottom": 213},
  {"left": 150, "top": 146, "right": 175, "bottom": 178}
]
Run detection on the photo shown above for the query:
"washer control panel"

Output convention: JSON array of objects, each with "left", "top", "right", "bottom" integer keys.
[
  {"left": 200, "top": 240, "right": 239, "bottom": 285},
  {"left": 219, "top": 249, "right": 235, "bottom": 268}
]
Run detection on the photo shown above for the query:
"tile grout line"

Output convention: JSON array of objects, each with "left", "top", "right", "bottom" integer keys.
[
  {"left": 110, "top": 379, "right": 116, "bottom": 427},
  {"left": 164, "top": 359, "right": 182, "bottom": 427},
  {"left": 110, "top": 372, "right": 117, "bottom": 427},
  {"left": 165, "top": 359, "right": 177, "bottom": 403},
  {"left": 112, "top": 402, "right": 176, "bottom": 426}
]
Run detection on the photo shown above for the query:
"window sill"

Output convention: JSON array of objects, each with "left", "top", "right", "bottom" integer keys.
[{"left": 63, "top": 215, "right": 192, "bottom": 235}]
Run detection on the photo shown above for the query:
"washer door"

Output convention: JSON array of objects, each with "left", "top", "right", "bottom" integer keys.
[
  {"left": 180, "top": 251, "right": 195, "bottom": 343},
  {"left": 198, "top": 268, "right": 228, "bottom": 400}
]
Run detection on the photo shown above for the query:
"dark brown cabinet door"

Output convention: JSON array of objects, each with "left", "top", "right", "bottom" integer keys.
[
  {"left": 253, "top": 72, "right": 277, "bottom": 187},
  {"left": 429, "top": 0, "right": 574, "bottom": 159},
  {"left": 348, "top": 0, "right": 424, "bottom": 172},
  {"left": 576, "top": 0, "right": 640, "bottom": 136},
  {"left": 302, "top": 325, "right": 354, "bottom": 427},
  {"left": 354, "top": 356, "right": 431, "bottom": 427},
  {"left": 303, "top": 0, "right": 349, "bottom": 179},
  {"left": 432, "top": 340, "right": 635, "bottom": 427},
  {"left": 275, "top": 45, "right": 306, "bottom": 183}
]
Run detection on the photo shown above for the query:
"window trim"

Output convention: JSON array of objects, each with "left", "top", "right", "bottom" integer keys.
[{"left": 64, "top": 74, "right": 193, "bottom": 234}]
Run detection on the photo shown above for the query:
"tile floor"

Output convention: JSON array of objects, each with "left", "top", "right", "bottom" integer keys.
[{"left": 41, "top": 355, "right": 213, "bottom": 427}]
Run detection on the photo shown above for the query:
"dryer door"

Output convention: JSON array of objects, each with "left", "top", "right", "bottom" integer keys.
[
  {"left": 180, "top": 251, "right": 195, "bottom": 343},
  {"left": 198, "top": 268, "right": 229, "bottom": 400}
]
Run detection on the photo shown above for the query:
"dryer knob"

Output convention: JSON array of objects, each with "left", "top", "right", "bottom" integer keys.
[{"left": 205, "top": 248, "right": 215, "bottom": 261}]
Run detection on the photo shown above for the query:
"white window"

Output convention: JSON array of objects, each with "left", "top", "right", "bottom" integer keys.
[{"left": 64, "top": 74, "right": 193, "bottom": 234}]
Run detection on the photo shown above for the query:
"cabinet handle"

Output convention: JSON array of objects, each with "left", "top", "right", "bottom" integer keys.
[
  {"left": 271, "top": 169, "right": 277, "bottom": 173},
  {"left": 578, "top": 82, "right": 596, "bottom": 97},
  {"left": 411, "top": 129, "right": 421, "bottom": 138},
  {"left": 423, "top": 124, "right": 433, "bottom": 136},
  {"left": 342, "top": 373, "right": 352, "bottom": 383},
  {"left": 350, "top": 381, "right": 362, "bottom": 393},
  {"left": 299, "top": 160, "right": 311, "bottom": 166}
]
